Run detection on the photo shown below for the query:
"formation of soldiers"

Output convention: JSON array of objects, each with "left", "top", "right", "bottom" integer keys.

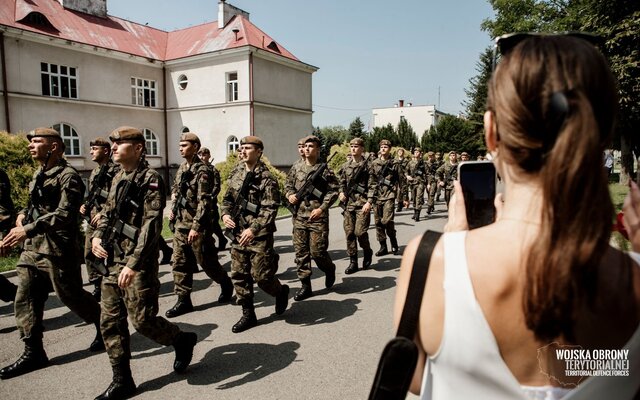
[{"left": 0, "top": 127, "right": 467, "bottom": 399}]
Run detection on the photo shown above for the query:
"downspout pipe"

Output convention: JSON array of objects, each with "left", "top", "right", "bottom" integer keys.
[
  {"left": 162, "top": 65, "right": 170, "bottom": 191},
  {"left": 0, "top": 32, "right": 10, "bottom": 133},
  {"left": 249, "top": 51, "right": 254, "bottom": 136}
]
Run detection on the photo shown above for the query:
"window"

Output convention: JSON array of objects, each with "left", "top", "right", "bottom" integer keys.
[
  {"left": 177, "top": 74, "right": 188, "bottom": 90},
  {"left": 144, "top": 128, "right": 159, "bottom": 156},
  {"left": 226, "top": 72, "right": 238, "bottom": 102},
  {"left": 131, "top": 77, "right": 157, "bottom": 107},
  {"left": 41, "top": 62, "right": 77, "bottom": 99},
  {"left": 227, "top": 135, "right": 240, "bottom": 155},
  {"left": 52, "top": 123, "right": 80, "bottom": 156}
]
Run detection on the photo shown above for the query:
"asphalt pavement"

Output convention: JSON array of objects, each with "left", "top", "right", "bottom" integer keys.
[{"left": 0, "top": 202, "right": 447, "bottom": 399}]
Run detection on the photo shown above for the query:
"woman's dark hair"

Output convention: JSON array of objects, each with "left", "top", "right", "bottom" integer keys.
[{"left": 487, "top": 36, "right": 618, "bottom": 342}]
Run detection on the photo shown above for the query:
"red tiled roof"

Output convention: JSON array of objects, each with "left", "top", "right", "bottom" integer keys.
[{"left": 0, "top": 0, "right": 299, "bottom": 62}]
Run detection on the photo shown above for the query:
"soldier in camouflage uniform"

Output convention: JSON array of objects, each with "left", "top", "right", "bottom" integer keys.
[
  {"left": 338, "top": 137, "right": 375, "bottom": 274},
  {"left": 221, "top": 136, "right": 289, "bottom": 333},
  {"left": 285, "top": 137, "right": 308, "bottom": 220},
  {"left": 371, "top": 140, "right": 400, "bottom": 257},
  {"left": 425, "top": 151, "right": 439, "bottom": 215},
  {"left": 405, "top": 147, "right": 427, "bottom": 221},
  {"left": 285, "top": 135, "right": 338, "bottom": 301},
  {"left": 91, "top": 127, "right": 197, "bottom": 399},
  {"left": 394, "top": 148, "right": 409, "bottom": 212},
  {"left": 460, "top": 151, "right": 471, "bottom": 162},
  {"left": 165, "top": 134, "right": 233, "bottom": 318},
  {"left": 0, "top": 128, "right": 103, "bottom": 380},
  {"left": 197, "top": 147, "right": 227, "bottom": 251},
  {"left": 436, "top": 150, "right": 459, "bottom": 209},
  {"left": 434, "top": 151, "right": 444, "bottom": 201},
  {"left": 0, "top": 168, "right": 17, "bottom": 303},
  {"left": 80, "top": 137, "right": 120, "bottom": 300}
]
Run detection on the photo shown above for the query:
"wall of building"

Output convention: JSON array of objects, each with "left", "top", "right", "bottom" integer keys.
[
  {"left": 252, "top": 55, "right": 312, "bottom": 109},
  {"left": 254, "top": 105, "right": 312, "bottom": 167},
  {"left": 372, "top": 105, "right": 437, "bottom": 139}
]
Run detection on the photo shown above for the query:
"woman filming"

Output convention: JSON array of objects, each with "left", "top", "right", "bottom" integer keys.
[{"left": 395, "top": 34, "right": 640, "bottom": 399}]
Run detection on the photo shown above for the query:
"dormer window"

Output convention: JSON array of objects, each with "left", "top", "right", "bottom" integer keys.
[
  {"left": 19, "top": 12, "right": 58, "bottom": 32},
  {"left": 266, "top": 41, "right": 281, "bottom": 53}
]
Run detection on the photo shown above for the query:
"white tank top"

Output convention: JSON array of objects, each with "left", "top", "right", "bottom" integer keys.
[{"left": 419, "top": 231, "right": 640, "bottom": 400}]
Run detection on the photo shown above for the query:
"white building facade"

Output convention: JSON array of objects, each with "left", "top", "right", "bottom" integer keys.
[{"left": 372, "top": 100, "right": 445, "bottom": 140}]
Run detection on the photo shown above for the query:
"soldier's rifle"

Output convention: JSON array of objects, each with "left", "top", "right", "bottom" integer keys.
[
  {"left": 24, "top": 150, "right": 52, "bottom": 224},
  {"left": 223, "top": 166, "right": 260, "bottom": 243},
  {"left": 376, "top": 158, "right": 395, "bottom": 190},
  {"left": 414, "top": 159, "right": 425, "bottom": 180},
  {"left": 285, "top": 152, "right": 336, "bottom": 216},
  {"left": 168, "top": 169, "right": 195, "bottom": 233},
  {"left": 339, "top": 153, "right": 373, "bottom": 212},
  {"left": 82, "top": 158, "right": 113, "bottom": 223}
]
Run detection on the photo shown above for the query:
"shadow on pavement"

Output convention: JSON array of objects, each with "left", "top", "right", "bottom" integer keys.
[
  {"left": 131, "top": 323, "right": 218, "bottom": 361},
  {"left": 284, "top": 298, "right": 360, "bottom": 326},
  {"left": 331, "top": 276, "right": 396, "bottom": 296}
]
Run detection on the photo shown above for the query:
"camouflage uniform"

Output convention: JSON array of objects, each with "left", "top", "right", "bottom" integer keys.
[
  {"left": 15, "top": 159, "right": 100, "bottom": 341},
  {"left": 95, "top": 161, "right": 181, "bottom": 366},
  {"left": 406, "top": 157, "right": 427, "bottom": 220},
  {"left": 425, "top": 159, "right": 439, "bottom": 214},
  {"left": 169, "top": 157, "right": 231, "bottom": 300},
  {"left": 221, "top": 160, "right": 285, "bottom": 307},
  {"left": 0, "top": 169, "right": 17, "bottom": 303},
  {"left": 83, "top": 160, "right": 120, "bottom": 286},
  {"left": 436, "top": 161, "right": 458, "bottom": 208},
  {"left": 371, "top": 157, "right": 399, "bottom": 254},
  {"left": 395, "top": 156, "right": 409, "bottom": 211}
]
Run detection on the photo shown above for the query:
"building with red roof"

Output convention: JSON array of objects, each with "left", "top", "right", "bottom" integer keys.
[{"left": 0, "top": 0, "right": 317, "bottom": 174}]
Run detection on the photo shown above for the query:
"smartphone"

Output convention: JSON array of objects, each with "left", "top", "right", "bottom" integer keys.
[{"left": 458, "top": 161, "right": 496, "bottom": 229}]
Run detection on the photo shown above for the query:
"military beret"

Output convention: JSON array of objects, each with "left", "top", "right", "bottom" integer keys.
[
  {"left": 109, "top": 126, "right": 144, "bottom": 142},
  {"left": 27, "top": 127, "right": 60, "bottom": 140},
  {"left": 350, "top": 138, "right": 364, "bottom": 146},
  {"left": 435, "top": 152, "right": 441, "bottom": 156},
  {"left": 379, "top": 139, "right": 391, "bottom": 147},
  {"left": 413, "top": 147, "right": 422, "bottom": 153},
  {"left": 180, "top": 132, "right": 201, "bottom": 146},
  {"left": 427, "top": 151, "right": 435, "bottom": 156},
  {"left": 461, "top": 152, "right": 470, "bottom": 157},
  {"left": 241, "top": 136, "right": 264, "bottom": 149},
  {"left": 448, "top": 150, "right": 456, "bottom": 155},
  {"left": 199, "top": 147, "right": 210, "bottom": 154},
  {"left": 304, "top": 135, "right": 321, "bottom": 146},
  {"left": 297, "top": 137, "right": 307, "bottom": 146},
  {"left": 90, "top": 137, "right": 110, "bottom": 148}
]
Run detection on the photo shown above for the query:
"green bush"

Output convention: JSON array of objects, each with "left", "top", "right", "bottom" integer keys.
[{"left": 0, "top": 131, "right": 36, "bottom": 210}]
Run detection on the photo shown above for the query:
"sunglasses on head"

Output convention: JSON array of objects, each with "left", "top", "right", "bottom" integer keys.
[{"left": 492, "top": 32, "right": 603, "bottom": 72}]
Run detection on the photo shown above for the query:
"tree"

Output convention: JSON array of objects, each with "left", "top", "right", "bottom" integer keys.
[
  {"left": 319, "top": 125, "right": 349, "bottom": 159},
  {"left": 396, "top": 118, "right": 419, "bottom": 151},
  {"left": 348, "top": 117, "right": 365, "bottom": 140},
  {"left": 0, "top": 131, "right": 36, "bottom": 209},
  {"left": 366, "top": 124, "right": 396, "bottom": 152},
  {"left": 463, "top": 47, "right": 493, "bottom": 129},
  {"left": 421, "top": 115, "right": 483, "bottom": 156}
]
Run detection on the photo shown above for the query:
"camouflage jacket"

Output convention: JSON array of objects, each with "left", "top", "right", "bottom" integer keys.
[
  {"left": 436, "top": 161, "right": 458, "bottom": 189},
  {"left": 21, "top": 159, "right": 85, "bottom": 256},
  {"left": 284, "top": 158, "right": 305, "bottom": 199},
  {"left": 95, "top": 161, "right": 165, "bottom": 271},
  {"left": 0, "top": 169, "right": 14, "bottom": 237},
  {"left": 86, "top": 160, "right": 120, "bottom": 220},
  {"left": 338, "top": 157, "right": 376, "bottom": 210},
  {"left": 371, "top": 157, "right": 399, "bottom": 201},
  {"left": 425, "top": 161, "right": 439, "bottom": 186},
  {"left": 221, "top": 160, "right": 280, "bottom": 237},
  {"left": 406, "top": 159, "right": 427, "bottom": 184},
  {"left": 172, "top": 157, "right": 214, "bottom": 232},
  {"left": 208, "top": 163, "right": 222, "bottom": 199},
  {"left": 285, "top": 160, "right": 338, "bottom": 219}
]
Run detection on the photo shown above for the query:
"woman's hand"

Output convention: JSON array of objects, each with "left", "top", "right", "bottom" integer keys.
[{"left": 622, "top": 181, "right": 640, "bottom": 252}]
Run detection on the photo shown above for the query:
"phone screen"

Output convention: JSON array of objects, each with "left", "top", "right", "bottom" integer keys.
[{"left": 458, "top": 161, "right": 496, "bottom": 229}]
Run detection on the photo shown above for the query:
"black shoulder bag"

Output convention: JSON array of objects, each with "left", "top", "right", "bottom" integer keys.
[{"left": 368, "top": 230, "right": 442, "bottom": 400}]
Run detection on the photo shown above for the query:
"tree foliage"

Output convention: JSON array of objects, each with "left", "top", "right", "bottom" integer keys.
[
  {"left": 421, "top": 115, "right": 484, "bottom": 156},
  {"left": 348, "top": 117, "right": 366, "bottom": 140},
  {"left": 366, "top": 123, "right": 397, "bottom": 152},
  {"left": 0, "top": 131, "right": 36, "bottom": 210},
  {"left": 396, "top": 118, "right": 419, "bottom": 152}
]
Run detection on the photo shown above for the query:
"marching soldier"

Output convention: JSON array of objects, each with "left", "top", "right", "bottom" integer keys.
[
  {"left": 436, "top": 150, "right": 459, "bottom": 208},
  {"left": 285, "top": 135, "right": 338, "bottom": 301},
  {"left": 460, "top": 151, "right": 471, "bottom": 162},
  {"left": 166, "top": 133, "right": 233, "bottom": 318},
  {"left": 338, "top": 137, "right": 375, "bottom": 274},
  {"left": 434, "top": 151, "right": 444, "bottom": 201},
  {"left": 221, "top": 136, "right": 289, "bottom": 333},
  {"left": 405, "top": 147, "right": 427, "bottom": 221},
  {"left": 371, "top": 140, "right": 399, "bottom": 256},
  {"left": 80, "top": 137, "right": 120, "bottom": 300},
  {"left": 394, "top": 148, "right": 409, "bottom": 212},
  {"left": 0, "top": 168, "right": 17, "bottom": 303},
  {"left": 425, "top": 151, "right": 439, "bottom": 215},
  {"left": 91, "top": 127, "right": 197, "bottom": 399},
  {"left": 197, "top": 147, "right": 227, "bottom": 251},
  {"left": 0, "top": 128, "right": 103, "bottom": 380},
  {"left": 285, "top": 136, "right": 308, "bottom": 219}
]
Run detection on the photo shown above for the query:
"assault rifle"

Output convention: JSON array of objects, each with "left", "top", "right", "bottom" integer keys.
[
  {"left": 377, "top": 159, "right": 395, "bottom": 190},
  {"left": 414, "top": 159, "right": 425, "bottom": 179},
  {"left": 83, "top": 160, "right": 112, "bottom": 223},
  {"left": 285, "top": 152, "right": 336, "bottom": 216},
  {"left": 224, "top": 167, "right": 260, "bottom": 243},
  {"left": 339, "top": 153, "right": 373, "bottom": 212},
  {"left": 87, "top": 165, "right": 142, "bottom": 276},
  {"left": 24, "top": 151, "right": 52, "bottom": 224},
  {"left": 168, "top": 169, "right": 194, "bottom": 233}
]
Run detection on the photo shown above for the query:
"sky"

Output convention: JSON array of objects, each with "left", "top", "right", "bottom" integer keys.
[{"left": 107, "top": 0, "right": 496, "bottom": 130}]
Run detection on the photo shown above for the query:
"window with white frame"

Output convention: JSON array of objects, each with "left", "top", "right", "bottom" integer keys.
[
  {"left": 226, "top": 72, "right": 238, "bottom": 102},
  {"left": 131, "top": 77, "right": 157, "bottom": 107},
  {"left": 41, "top": 62, "right": 77, "bottom": 99},
  {"left": 52, "top": 123, "right": 81, "bottom": 156},
  {"left": 227, "top": 135, "right": 240, "bottom": 156},
  {"left": 144, "top": 128, "right": 159, "bottom": 156}
]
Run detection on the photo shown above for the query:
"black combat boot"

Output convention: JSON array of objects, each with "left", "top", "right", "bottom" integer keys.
[
  {"left": 0, "top": 276, "right": 17, "bottom": 303},
  {"left": 396, "top": 203, "right": 403, "bottom": 212},
  {"left": 217, "top": 235, "right": 228, "bottom": 251},
  {"left": 413, "top": 209, "right": 420, "bottom": 221},
  {"left": 275, "top": 285, "right": 290, "bottom": 315},
  {"left": 95, "top": 363, "right": 136, "bottom": 400},
  {"left": 389, "top": 235, "right": 400, "bottom": 256},
  {"left": 0, "top": 337, "right": 49, "bottom": 379},
  {"left": 325, "top": 265, "right": 336, "bottom": 289},
  {"left": 375, "top": 241, "right": 389, "bottom": 257},
  {"left": 344, "top": 255, "right": 358, "bottom": 275},
  {"left": 294, "top": 278, "right": 313, "bottom": 301},
  {"left": 165, "top": 295, "right": 194, "bottom": 318},
  {"left": 89, "top": 322, "right": 105, "bottom": 352},
  {"left": 91, "top": 280, "right": 102, "bottom": 302},
  {"left": 232, "top": 304, "right": 258, "bottom": 333},
  {"left": 159, "top": 240, "right": 173, "bottom": 265},
  {"left": 362, "top": 248, "right": 373, "bottom": 270},
  {"left": 173, "top": 331, "right": 197, "bottom": 373},
  {"left": 218, "top": 276, "right": 234, "bottom": 303}
]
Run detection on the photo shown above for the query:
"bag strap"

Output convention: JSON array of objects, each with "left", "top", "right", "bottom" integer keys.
[{"left": 396, "top": 230, "right": 441, "bottom": 339}]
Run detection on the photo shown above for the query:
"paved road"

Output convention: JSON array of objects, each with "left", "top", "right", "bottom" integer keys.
[{"left": 0, "top": 203, "right": 447, "bottom": 399}]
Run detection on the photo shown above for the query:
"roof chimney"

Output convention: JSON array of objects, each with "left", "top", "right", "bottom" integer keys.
[
  {"left": 218, "top": 0, "right": 250, "bottom": 29},
  {"left": 398, "top": 99, "right": 404, "bottom": 107},
  {"left": 58, "top": 0, "right": 107, "bottom": 18}
]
